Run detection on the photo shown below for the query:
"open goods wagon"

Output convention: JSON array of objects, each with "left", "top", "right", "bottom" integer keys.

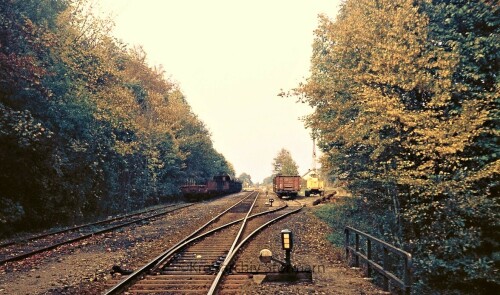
[
  {"left": 273, "top": 175, "right": 301, "bottom": 199},
  {"left": 181, "top": 174, "right": 242, "bottom": 201}
]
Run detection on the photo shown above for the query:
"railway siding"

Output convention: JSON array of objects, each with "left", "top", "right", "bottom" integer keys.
[
  {"left": 0, "top": 195, "right": 247, "bottom": 294},
  {"left": 234, "top": 198, "right": 382, "bottom": 294},
  {"left": 0, "top": 194, "right": 381, "bottom": 295}
]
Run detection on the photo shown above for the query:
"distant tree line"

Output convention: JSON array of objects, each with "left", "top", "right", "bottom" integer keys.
[
  {"left": 237, "top": 172, "right": 252, "bottom": 187},
  {"left": 296, "top": 0, "right": 498, "bottom": 293},
  {"left": 0, "top": 0, "right": 234, "bottom": 236}
]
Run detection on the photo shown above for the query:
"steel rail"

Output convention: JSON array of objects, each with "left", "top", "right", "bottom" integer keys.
[
  {"left": 0, "top": 203, "right": 193, "bottom": 266},
  {"left": 207, "top": 204, "right": 303, "bottom": 295},
  {"left": 149, "top": 197, "right": 287, "bottom": 272},
  {"left": 0, "top": 203, "right": 178, "bottom": 248},
  {"left": 103, "top": 193, "right": 289, "bottom": 294},
  {"left": 103, "top": 191, "right": 258, "bottom": 295},
  {"left": 149, "top": 192, "right": 260, "bottom": 271},
  {"left": 222, "top": 191, "right": 259, "bottom": 263}
]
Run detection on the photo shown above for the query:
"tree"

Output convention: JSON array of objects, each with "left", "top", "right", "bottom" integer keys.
[
  {"left": 238, "top": 173, "right": 252, "bottom": 187},
  {"left": 272, "top": 148, "right": 299, "bottom": 176},
  {"left": 261, "top": 176, "right": 273, "bottom": 186},
  {"left": 296, "top": 0, "right": 499, "bottom": 292},
  {"left": 0, "top": 0, "right": 236, "bottom": 236}
]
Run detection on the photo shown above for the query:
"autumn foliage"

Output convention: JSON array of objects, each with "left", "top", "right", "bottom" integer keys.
[
  {"left": 0, "top": 0, "right": 234, "bottom": 235},
  {"left": 299, "top": 0, "right": 498, "bottom": 293},
  {"left": 272, "top": 148, "right": 300, "bottom": 176}
]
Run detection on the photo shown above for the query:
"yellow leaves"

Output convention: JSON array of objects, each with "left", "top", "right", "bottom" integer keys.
[
  {"left": 408, "top": 98, "right": 490, "bottom": 160},
  {"left": 113, "top": 140, "right": 139, "bottom": 156},
  {"left": 370, "top": 146, "right": 386, "bottom": 161},
  {"left": 298, "top": 0, "right": 497, "bottom": 212},
  {"left": 339, "top": 0, "right": 431, "bottom": 86},
  {"left": 93, "top": 85, "right": 138, "bottom": 127}
]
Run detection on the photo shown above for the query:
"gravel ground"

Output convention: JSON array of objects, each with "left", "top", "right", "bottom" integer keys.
[
  {"left": 234, "top": 196, "right": 383, "bottom": 295},
  {"left": 0, "top": 191, "right": 382, "bottom": 294},
  {"left": 0, "top": 193, "right": 249, "bottom": 295}
]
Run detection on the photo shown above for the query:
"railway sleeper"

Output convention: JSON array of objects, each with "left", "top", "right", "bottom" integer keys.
[
  {"left": 132, "top": 282, "right": 212, "bottom": 289},
  {"left": 160, "top": 270, "right": 214, "bottom": 275},
  {"left": 137, "top": 280, "right": 213, "bottom": 285},
  {"left": 146, "top": 274, "right": 215, "bottom": 280},
  {"left": 128, "top": 290, "right": 207, "bottom": 294}
]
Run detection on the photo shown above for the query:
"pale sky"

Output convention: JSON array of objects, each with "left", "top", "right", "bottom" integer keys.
[{"left": 97, "top": 0, "right": 341, "bottom": 183}]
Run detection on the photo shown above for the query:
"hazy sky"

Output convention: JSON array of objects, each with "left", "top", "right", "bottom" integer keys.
[{"left": 98, "top": 0, "right": 341, "bottom": 183}]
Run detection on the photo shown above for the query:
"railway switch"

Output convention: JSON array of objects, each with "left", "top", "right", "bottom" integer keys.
[
  {"left": 259, "top": 249, "right": 273, "bottom": 263},
  {"left": 258, "top": 229, "right": 294, "bottom": 273}
]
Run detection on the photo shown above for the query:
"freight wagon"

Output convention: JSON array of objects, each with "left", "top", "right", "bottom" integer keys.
[
  {"left": 181, "top": 174, "right": 242, "bottom": 201},
  {"left": 273, "top": 175, "right": 301, "bottom": 199}
]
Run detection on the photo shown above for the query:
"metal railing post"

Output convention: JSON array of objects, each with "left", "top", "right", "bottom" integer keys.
[
  {"left": 345, "top": 228, "right": 349, "bottom": 262},
  {"left": 367, "top": 239, "right": 372, "bottom": 277},
  {"left": 383, "top": 247, "right": 389, "bottom": 291},
  {"left": 354, "top": 233, "right": 360, "bottom": 267},
  {"left": 344, "top": 226, "right": 411, "bottom": 294},
  {"left": 404, "top": 255, "right": 412, "bottom": 295}
]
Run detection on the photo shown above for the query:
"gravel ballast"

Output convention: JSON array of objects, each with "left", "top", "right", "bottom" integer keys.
[
  {"left": 0, "top": 194, "right": 247, "bottom": 295},
  {"left": 233, "top": 197, "right": 382, "bottom": 295},
  {"left": 0, "top": 192, "right": 382, "bottom": 294}
]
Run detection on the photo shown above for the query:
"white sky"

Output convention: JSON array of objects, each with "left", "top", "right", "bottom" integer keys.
[{"left": 97, "top": 0, "right": 341, "bottom": 183}]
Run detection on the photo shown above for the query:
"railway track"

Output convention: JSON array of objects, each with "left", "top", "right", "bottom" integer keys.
[
  {"left": 104, "top": 192, "right": 302, "bottom": 294},
  {"left": 0, "top": 204, "right": 180, "bottom": 248},
  {"left": 0, "top": 203, "right": 193, "bottom": 266},
  {"left": 216, "top": 199, "right": 307, "bottom": 294}
]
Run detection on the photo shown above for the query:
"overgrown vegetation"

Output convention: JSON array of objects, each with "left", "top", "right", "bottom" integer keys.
[
  {"left": 0, "top": 0, "right": 234, "bottom": 237},
  {"left": 300, "top": 0, "right": 499, "bottom": 293}
]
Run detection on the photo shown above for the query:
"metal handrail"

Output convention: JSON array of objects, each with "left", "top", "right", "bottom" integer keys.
[{"left": 345, "top": 226, "right": 412, "bottom": 295}]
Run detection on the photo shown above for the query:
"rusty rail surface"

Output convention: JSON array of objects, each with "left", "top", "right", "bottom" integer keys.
[
  {"left": 208, "top": 204, "right": 303, "bottom": 295},
  {"left": 345, "top": 226, "right": 412, "bottom": 295},
  {"left": 104, "top": 191, "right": 257, "bottom": 295},
  {"left": 0, "top": 204, "right": 193, "bottom": 266}
]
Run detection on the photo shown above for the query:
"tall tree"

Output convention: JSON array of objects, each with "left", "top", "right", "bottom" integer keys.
[
  {"left": 296, "top": 0, "right": 499, "bottom": 292},
  {"left": 0, "top": 0, "right": 235, "bottom": 236},
  {"left": 272, "top": 148, "right": 299, "bottom": 176}
]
